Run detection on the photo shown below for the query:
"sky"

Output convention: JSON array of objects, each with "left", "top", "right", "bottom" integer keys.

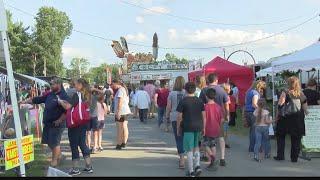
[{"left": 4, "top": 0, "right": 320, "bottom": 68}]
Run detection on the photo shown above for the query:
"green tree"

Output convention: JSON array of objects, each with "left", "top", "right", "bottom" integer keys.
[
  {"left": 67, "top": 58, "right": 90, "bottom": 80},
  {"left": 34, "top": 7, "right": 73, "bottom": 76},
  {"left": 164, "top": 53, "right": 188, "bottom": 64},
  {"left": 6, "top": 11, "right": 34, "bottom": 74}
]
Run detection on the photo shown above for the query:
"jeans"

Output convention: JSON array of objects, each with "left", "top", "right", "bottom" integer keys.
[
  {"left": 265, "top": 136, "right": 271, "bottom": 156},
  {"left": 68, "top": 124, "right": 91, "bottom": 160},
  {"left": 139, "top": 109, "right": 148, "bottom": 122},
  {"left": 157, "top": 107, "right": 166, "bottom": 127},
  {"left": 245, "top": 111, "right": 256, "bottom": 152},
  {"left": 254, "top": 126, "right": 269, "bottom": 156},
  {"left": 172, "top": 121, "right": 184, "bottom": 154}
]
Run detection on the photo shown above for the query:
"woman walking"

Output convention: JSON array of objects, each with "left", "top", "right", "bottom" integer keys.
[
  {"left": 243, "top": 80, "right": 266, "bottom": 156},
  {"left": 195, "top": 76, "right": 206, "bottom": 98},
  {"left": 58, "top": 78, "right": 93, "bottom": 176},
  {"left": 274, "top": 76, "right": 308, "bottom": 163},
  {"left": 166, "top": 76, "right": 185, "bottom": 169},
  {"left": 112, "top": 79, "right": 131, "bottom": 150}
]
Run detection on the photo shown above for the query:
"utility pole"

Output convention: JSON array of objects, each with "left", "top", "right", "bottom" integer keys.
[
  {"left": 0, "top": 0, "right": 26, "bottom": 176},
  {"left": 32, "top": 53, "right": 37, "bottom": 77}
]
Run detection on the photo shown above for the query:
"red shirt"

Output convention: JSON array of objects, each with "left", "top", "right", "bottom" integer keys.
[
  {"left": 156, "top": 88, "right": 169, "bottom": 107},
  {"left": 204, "top": 103, "right": 223, "bottom": 138},
  {"left": 229, "top": 95, "right": 236, "bottom": 112}
]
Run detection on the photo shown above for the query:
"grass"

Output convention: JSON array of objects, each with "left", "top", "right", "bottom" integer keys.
[
  {"left": 228, "top": 109, "right": 249, "bottom": 137},
  {"left": 0, "top": 141, "right": 49, "bottom": 177}
]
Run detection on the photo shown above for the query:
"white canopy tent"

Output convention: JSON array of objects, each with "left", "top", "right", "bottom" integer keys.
[
  {"left": 256, "top": 67, "right": 272, "bottom": 77},
  {"left": 272, "top": 41, "right": 320, "bottom": 72}
]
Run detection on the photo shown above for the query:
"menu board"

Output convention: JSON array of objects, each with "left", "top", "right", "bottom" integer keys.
[{"left": 302, "top": 106, "right": 320, "bottom": 153}]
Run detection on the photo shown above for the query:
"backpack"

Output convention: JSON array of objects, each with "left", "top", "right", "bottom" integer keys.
[
  {"left": 280, "top": 91, "right": 301, "bottom": 117},
  {"left": 66, "top": 92, "right": 91, "bottom": 128}
]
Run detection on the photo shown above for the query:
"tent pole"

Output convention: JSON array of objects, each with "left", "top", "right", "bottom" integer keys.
[{"left": 272, "top": 69, "right": 275, "bottom": 120}]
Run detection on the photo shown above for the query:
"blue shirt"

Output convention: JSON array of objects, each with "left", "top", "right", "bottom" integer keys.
[
  {"left": 245, "top": 89, "right": 260, "bottom": 112},
  {"left": 33, "top": 90, "right": 70, "bottom": 127}
]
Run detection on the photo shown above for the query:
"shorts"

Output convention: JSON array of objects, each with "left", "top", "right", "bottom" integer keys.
[
  {"left": 115, "top": 115, "right": 128, "bottom": 122},
  {"left": 41, "top": 126, "right": 64, "bottom": 149},
  {"left": 97, "top": 120, "right": 105, "bottom": 129},
  {"left": 183, "top": 132, "right": 201, "bottom": 152},
  {"left": 86, "top": 117, "right": 98, "bottom": 131},
  {"left": 203, "top": 136, "right": 217, "bottom": 148}
]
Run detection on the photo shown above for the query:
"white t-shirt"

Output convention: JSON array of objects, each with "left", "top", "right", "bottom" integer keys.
[
  {"left": 134, "top": 90, "right": 150, "bottom": 110},
  {"left": 114, "top": 87, "right": 131, "bottom": 115}
]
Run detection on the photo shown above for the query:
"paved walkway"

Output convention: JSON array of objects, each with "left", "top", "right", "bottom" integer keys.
[{"left": 58, "top": 114, "right": 320, "bottom": 177}]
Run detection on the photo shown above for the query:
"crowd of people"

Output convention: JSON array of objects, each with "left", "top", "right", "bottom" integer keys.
[{"left": 11, "top": 72, "right": 320, "bottom": 177}]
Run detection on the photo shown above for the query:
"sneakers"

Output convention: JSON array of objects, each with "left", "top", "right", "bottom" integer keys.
[
  {"left": 82, "top": 166, "right": 94, "bottom": 174},
  {"left": 194, "top": 166, "right": 202, "bottom": 177},
  {"left": 186, "top": 171, "right": 196, "bottom": 177},
  {"left": 200, "top": 155, "right": 209, "bottom": 162},
  {"left": 98, "top": 147, "right": 104, "bottom": 152},
  {"left": 121, "top": 143, "right": 126, "bottom": 148},
  {"left": 225, "top": 144, "right": 231, "bottom": 149},
  {"left": 220, "top": 159, "right": 226, "bottom": 166},
  {"left": 206, "top": 161, "right": 218, "bottom": 171},
  {"left": 253, "top": 155, "right": 261, "bottom": 163},
  {"left": 91, "top": 148, "right": 99, "bottom": 154},
  {"left": 69, "top": 168, "right": 81, "bottom": 176},
  {"left": 115, "top": 145, "right": 122, "bottom": 150}
]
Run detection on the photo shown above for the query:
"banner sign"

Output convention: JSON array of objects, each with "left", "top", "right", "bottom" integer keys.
[
  {"left": 130, "top": 73, "right": 172, "bottom": 82},
  {"left": 131, "top": 62, "right": 188, "bottom": 72},
  {"left": 302, "top": 106, "right": 320, "bottom": 153},
  {"left": 4, "top": 135, "right": 34, "bottom": 170}
]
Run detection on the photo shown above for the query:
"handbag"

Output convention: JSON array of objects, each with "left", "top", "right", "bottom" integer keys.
[
  {"left": 66, "top": 92, "right": 91, "bottom": 128},
  {"left": 280, "top": 91, "right": 301, "bottom": 117}
]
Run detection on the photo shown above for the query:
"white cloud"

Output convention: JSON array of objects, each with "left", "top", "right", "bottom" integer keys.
[
  {"left": 125, "top": 32, "right": 148, "bottom": 42},
  {"left": 143, "top": 6, "right": 170, "bottom": 15},
  {"left": 168, "top": 28, "right": 177, "bottom": 40},
  {"left": 135, "top": 16, "right": 144, "bottom": 24},
  {"left": 166, "top": 28, "right": 308, "bottom": 50}
]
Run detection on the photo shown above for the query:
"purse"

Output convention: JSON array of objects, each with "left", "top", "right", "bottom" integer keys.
[
  {"left": 66, "top": 92, "right": 91, "bottom": 128},
  {"left": 280, "top": 91, "right": 301, "bottom": 117}
]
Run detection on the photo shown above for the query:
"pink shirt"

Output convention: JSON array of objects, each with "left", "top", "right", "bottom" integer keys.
[
  {"left": 204, "top": 103, "right": 223, "bottom": 138},
  {"left": 144, "top": 84, "right": 156, "bottom": 100},
  {"left": 97, "top": 102, "right": 107, "bottom": 121}
]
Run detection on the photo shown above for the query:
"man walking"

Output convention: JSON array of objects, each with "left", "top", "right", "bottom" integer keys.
[
  {"left": 199, "top": 73, "right": 230, "bottom": 166},
  {"left": 134, "top": 86, "right": 151, "bottom": 124}
]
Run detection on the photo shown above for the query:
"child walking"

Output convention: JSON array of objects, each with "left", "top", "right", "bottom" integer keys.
[
  {"left": 253, "top": 98, "right": 272, "bottom": 162},
  {"left": 203, "top": 88, "right": 224, "bottom": 171},
  {"left": 96, "top": 93, "right": 108, "bottom": 152},
  {"left": 177, "top": 82, "right": 205, "bottom": 177}
]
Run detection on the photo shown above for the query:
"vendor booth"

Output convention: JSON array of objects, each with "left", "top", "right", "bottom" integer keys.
[{"left": 188, "top": 56, "right": 254, "bottom": 105}]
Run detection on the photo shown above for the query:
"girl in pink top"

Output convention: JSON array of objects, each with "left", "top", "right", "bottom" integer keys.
[{"left": 95, "top": 94, "right": 108, "bottom": 151}]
